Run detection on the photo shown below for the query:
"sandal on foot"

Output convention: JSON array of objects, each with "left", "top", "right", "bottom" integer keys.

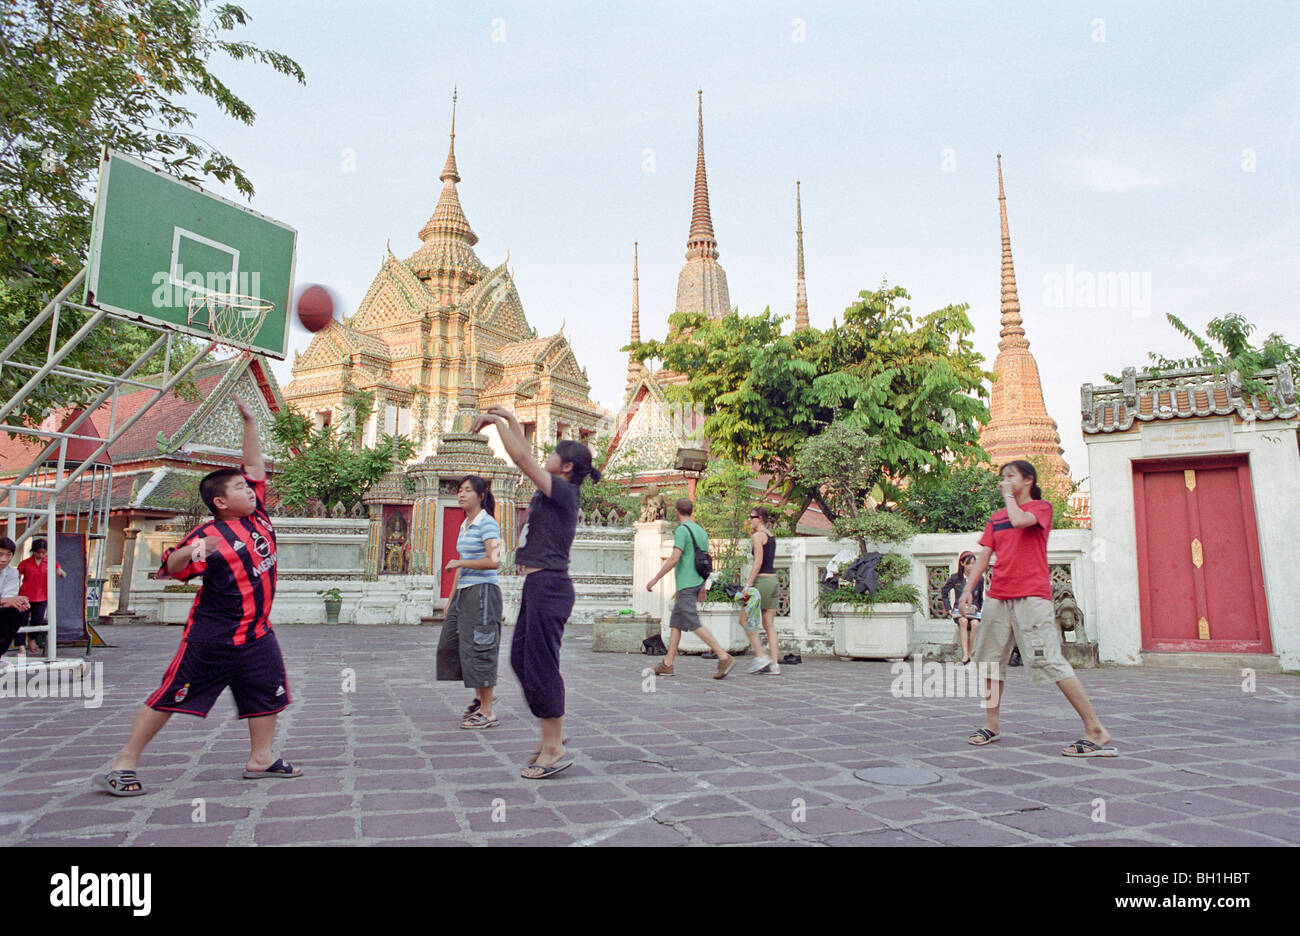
[
  {"left": 1062, "top": 739, "right": 1118, "bottom": 758},
  {"left": 521, "top": 759, "right": 573, "bottom": 780},
  {"left": 460, "top": 711, "right": 500, "bottom": 729},
  {"left": 714, "top": 657, "right": 736, "bottom": 679},
  {"left": 242, "top": 758, "right": 303, "bottom": 779},
  {"left": 95, "top": 769, "right": 145, "bottom": 797},
  {"left": 463, "top": 697, "right": 482, "bottom": 717},
  {"left": 968, "top": 728, "right": 1000, "bottom": 746}
]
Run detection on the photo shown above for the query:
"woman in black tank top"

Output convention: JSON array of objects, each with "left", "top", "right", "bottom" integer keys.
[{"left": 741, "top": 506, "right": 782, "bottom": 674}]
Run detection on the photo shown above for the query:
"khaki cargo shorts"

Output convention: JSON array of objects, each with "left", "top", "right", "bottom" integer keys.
[{"left": 971, "top": 596, "right": 1074, "bottom": 685}]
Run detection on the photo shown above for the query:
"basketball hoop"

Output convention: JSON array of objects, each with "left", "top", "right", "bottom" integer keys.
[{"left": 187, "top": 293, "right": 274, "bottom": 355}]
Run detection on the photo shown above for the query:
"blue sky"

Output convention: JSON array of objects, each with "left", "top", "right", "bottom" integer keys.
[{"left": 188, "top": 0, "right": 1300, "bottom": 479}]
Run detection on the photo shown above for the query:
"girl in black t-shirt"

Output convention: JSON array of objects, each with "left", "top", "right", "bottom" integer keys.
[{"left": 471, "top": 406, "right": 601, "bottom": 780}]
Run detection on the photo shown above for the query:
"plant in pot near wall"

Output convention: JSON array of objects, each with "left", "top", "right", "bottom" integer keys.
[
  {"left": 794, "top": 419, "right": 921, "bottom": 660},
  {"left": 318, "top": 586, "right": 343, "bottom": 625}
]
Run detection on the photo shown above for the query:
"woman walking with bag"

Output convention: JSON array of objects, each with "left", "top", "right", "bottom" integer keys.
[
  {"left": 743, "top": 506, "right": 782, "bottom": 674},
  {"left": 471, "top": 407, "right": 599, "bottom": 779},
  {"left": 436, "top": 475, "right": 504, "bottom": 729}
]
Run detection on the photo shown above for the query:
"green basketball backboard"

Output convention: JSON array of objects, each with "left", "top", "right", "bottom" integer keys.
[{"left": 85, "top": 149, "right": 296, "bottom": 359}]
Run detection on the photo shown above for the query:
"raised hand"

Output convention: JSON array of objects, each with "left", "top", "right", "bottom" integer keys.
[
  {"left": 233, "top": 395, "right": 254, "bottom": 422},
  {"left": 191, "top": 535, "right": 222, "bottom": 564}
]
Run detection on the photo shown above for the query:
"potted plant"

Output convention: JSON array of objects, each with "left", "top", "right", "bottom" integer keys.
[
  {"left": 318, "top": 586, "right": 343, "bottom": 625},
  {"left": 795, "top": 419, "right": 920, "bottom": 659}
]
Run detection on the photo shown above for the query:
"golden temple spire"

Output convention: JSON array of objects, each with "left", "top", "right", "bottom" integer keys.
[
  {"left": 795, "top": 181, "right": 808, "bottom": 331},
  {"left": 627, "top": 242, "right": 644, "bottom": 389},
  {"left": 441, "top": 86, "right": 460, "bottom": 184},
  {"left": 997, "top": 154, "right": 1027, "bottom": 351},
  {"left": 418, "top": 87, "right": 477, "bottom": 247},
  {"left": 686, "top": 89, "right": 719, "bottom": 261}
]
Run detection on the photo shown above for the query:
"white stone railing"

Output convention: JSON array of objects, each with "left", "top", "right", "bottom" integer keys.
[{"left": 632, "top": 522, "right": 1096, "bottom": 657}]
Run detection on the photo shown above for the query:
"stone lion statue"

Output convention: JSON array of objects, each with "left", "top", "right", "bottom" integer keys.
[
  {"left": 638, "top": 485, "right": 667, "bottom": 522},
  {"left": 1053, "top": 583, "right": 1083, "bottom": 637}
]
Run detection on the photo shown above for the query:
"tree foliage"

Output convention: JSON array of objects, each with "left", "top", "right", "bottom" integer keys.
[
  {"left": 693, "top": 458, "right": 757, "bottom": 585},
  {"left": 269, "top": 392, "right": 415, "bottom": 513},
  {"left": 1113, "top": 313, "right": 1300, "bottom": 403},
  {"left": 0, "top": 0, "right": 303, "bottom": 427},
  {"left": 897, "top": 463, "right": 1006, "bottom": 533},
  {"left": 628, "top": 283, "right": 991, "bottom": 521}
]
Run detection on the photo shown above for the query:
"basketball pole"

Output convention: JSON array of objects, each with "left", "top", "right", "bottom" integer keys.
[{"left": 1, "top": 267, "right": 218, "bottom": 665}]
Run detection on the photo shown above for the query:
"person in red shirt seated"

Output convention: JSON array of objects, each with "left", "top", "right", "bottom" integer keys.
[
  {"left": 959, "top": 460, "right": 1117, "bottom": 758},
  {"left": 16, "top": 538, "right": 65, "bottom": 653}
]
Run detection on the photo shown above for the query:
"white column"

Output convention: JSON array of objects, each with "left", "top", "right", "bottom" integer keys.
[{"left": 633, "top": 520, "right": 673, "bottom": 620}]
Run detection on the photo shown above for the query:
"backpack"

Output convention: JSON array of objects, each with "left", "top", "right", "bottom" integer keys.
[{"left": 685, "top": 523, "right": 713, "bottom": 578}]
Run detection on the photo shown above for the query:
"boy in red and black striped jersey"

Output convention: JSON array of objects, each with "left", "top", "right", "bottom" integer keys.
[{"left": 96, "top": 396, "right": 301, "bottom": 797}]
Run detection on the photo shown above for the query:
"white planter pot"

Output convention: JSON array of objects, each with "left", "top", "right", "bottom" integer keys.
[
  {"left": 663, "top": 602, "right": 750, "bottom": 653},
  {"left": 157, "top": 591, "right": 198, "bottom": 625},
  {"left": 830, "top": 602, "right": 914, "bottom": 659}
]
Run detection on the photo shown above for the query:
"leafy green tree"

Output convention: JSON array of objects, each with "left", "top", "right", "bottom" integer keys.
[
  {"left": 579, "top": 434, "right": 640, "bottom": 520},
  {"left": 792, "top": 419, "right": 919, "bottom": 609},
  {"left": 269, "top": 392, "right": 415, "bottom": 513},
  {"left": 693, "top": 458, "right": 757, "bottom": 590},
  {"left": 1, "top": 0, "right": 303, "bottom": 427},
  {"left": 896, "top": 463, "right": 1005, "bottom": 534},
  {"left": 628, "top": 283, "right": 991, "bottom": 523}
]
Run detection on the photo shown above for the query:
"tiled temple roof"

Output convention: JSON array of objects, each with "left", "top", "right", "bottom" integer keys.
[{"left": 1081, "top": 364, "right": 1298, "bottom": 434}]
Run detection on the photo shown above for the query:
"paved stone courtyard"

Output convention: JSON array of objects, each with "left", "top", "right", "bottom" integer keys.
[{"left": 3, "top": 622, "right": 1299, "bottom": 847}]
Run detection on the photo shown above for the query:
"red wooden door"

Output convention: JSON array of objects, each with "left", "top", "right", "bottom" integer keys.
[
  {"left": 1133, "top": 455, "right": 1272, "bottom": 653},
  {"left": 440, "top": 506, "right": 465, "bottom": 599}
]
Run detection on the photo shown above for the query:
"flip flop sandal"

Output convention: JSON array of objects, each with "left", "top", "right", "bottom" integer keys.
[
  {"left": 460, "top": 712, "right": 500, "bottom": 729},
  {"left": 521, "top": 759, "right": 573, "bottom": 780},
  {"left": 527, "top": 738, "right": 571, "bottom": 763},
  {"left": 95, "top": 769, "right": 145, "bottom": 797},
  {"left": 1062, "top": 739, "right": 1118, "bottom": 758},
  {"left": 242, "top": 758, "right": 303, "bottom": 779},
  {"left": 968, "top": 728, "right": 1000, "bottom": 746},
  {"left": 463, "top": 698, "right": 481, "bottom": 717}
]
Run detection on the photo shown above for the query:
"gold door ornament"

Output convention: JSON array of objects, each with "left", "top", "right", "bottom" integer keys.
[
  {"left": 1184, "top": 469, "right": 1196, "bottom": 491},
  {"left": 1198, "top": 617, "right": 1210, "bottom": 640},
  {"left": 1191, "top": 538, "right": 1203, "bottom": 568}
]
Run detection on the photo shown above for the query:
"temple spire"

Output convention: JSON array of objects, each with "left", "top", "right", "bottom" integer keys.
[
  {"left": 441, "top": 87, "right": 460, "bottom": 184},
  {"left": 627, "top": 242, "right": 645, "bottom": 389},
  {"left": 997, "top": 154, "right": 1026, "bottom": 350},
  {"left": 686, "top": 90, "right": 719, "bottom": 260},
  {"left": 418, "top": 87, "right": 477, "bottom": 246},
  {"left": 795, "top": 181, "right": 809, "bottom": 331}
]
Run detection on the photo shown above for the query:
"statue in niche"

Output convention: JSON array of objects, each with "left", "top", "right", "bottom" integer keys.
[
  {"left": 383, "top": 510, "right": 409, "bottom": 574},
  {"left": 638, "top": 485, "right": 667, "bottom": 522},
  {"left": 1053, "top": 582, "right": 1083, "bottom": 638}
]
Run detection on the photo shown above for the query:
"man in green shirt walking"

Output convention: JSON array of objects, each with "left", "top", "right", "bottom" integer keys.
[{"left": 645, "top": 499, "right": 735, "bottom": 679}]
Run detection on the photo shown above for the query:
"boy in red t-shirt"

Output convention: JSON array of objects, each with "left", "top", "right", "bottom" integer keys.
[
  {"left": 95, "top": 396, "right": 301, "bottom": 796},
  {"left": 16, "top": 538, "right": 65, "bottom": 653},
  {"left": 959, "top": 460, "right": 1116, "bottom": 757}
]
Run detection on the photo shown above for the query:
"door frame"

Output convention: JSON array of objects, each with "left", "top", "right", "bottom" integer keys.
[{"left": 1132, "top": 453, "right": 1273, "bottom": 653}]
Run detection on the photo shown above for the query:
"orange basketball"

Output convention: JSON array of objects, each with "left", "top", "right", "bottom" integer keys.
[{"left": 296, "top": 284, "right": 335, "bottom": 332}]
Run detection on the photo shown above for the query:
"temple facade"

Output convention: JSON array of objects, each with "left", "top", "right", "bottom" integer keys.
[
  {"left": 284, "top": 93, "right": 606, "bottom": 461},
  {"left": 977, "top": 155, "right": 1072, "bottom": 485}
]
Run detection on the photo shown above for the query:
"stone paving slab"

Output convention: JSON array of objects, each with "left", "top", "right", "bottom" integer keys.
[{"left": 2, "top": 622, "right": 1298, "bottom": 847}]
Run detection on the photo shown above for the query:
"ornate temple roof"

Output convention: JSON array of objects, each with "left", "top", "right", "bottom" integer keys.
[
  {"left": 1081, "top": 364, "right": 1298, "bottom": 434},
  {"left": 978, "top": 155, "right": 1070, "bottom": 480},
  {"left": 673, "top": 91, "right": 731, "bottom": 319}
]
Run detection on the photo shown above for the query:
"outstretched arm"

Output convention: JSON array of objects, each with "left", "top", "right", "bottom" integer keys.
[
  {"left": 472, "top": 406, "right": 552, "bottom": 498},
  {"left": 234, "top": 396, "right": 265, "bottom": 482}
]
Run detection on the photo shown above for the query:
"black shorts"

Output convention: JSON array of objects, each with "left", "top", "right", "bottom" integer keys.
[{"left": 146, "top": 631, "right": 290, "bottom": 718}]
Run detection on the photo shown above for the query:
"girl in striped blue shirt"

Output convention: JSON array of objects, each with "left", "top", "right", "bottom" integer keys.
[{"left": 436, "top": 475, "right": 504, "bottom": 728}]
